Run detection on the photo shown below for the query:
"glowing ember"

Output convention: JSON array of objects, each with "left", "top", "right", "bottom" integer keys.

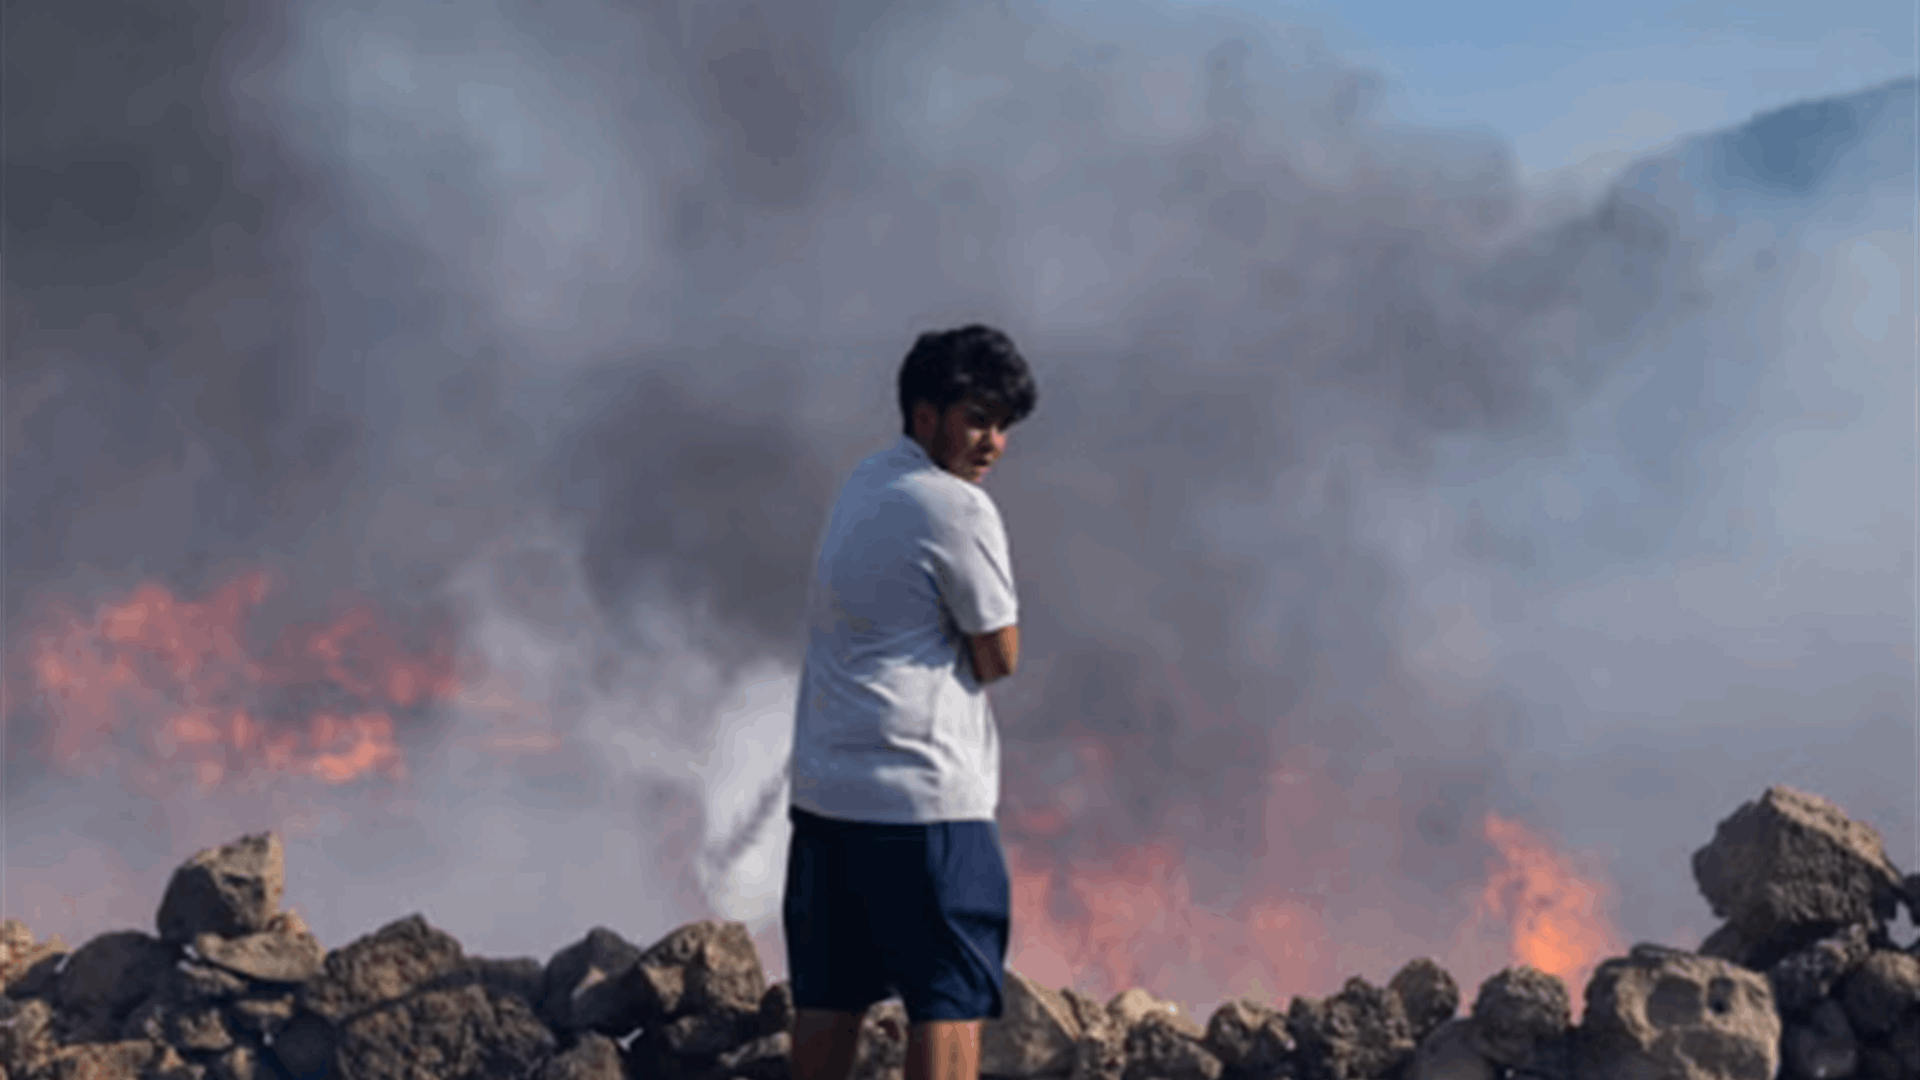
[
  {"left": 17, "top": 571, "right": 462, "bottom": 791},
  {"left": 1476, "top": 811, "right": 1622, "bottom": 1003}
]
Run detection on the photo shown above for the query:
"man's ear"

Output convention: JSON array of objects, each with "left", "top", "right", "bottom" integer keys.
[{"left": 911, "top": 400, "right": 939, "bottom": 439}]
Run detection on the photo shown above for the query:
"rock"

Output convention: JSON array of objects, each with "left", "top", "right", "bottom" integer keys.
[
  {"left": 758, "top": 981, "right": 797, "bottom": 1040},
  {"left": 1691, "top": 787, "right": 1904, "bottom": 943},
  {"left": 298, "top": 914, "right": 467, "bottom": 1023},
  {"left": 1838, "top": 950, "right": 1920, "bottom": 1038},
  {"left": 1888, "top": 1012, "right": 1920, "bottom": 1074},
  {"left": 34, "top": 1038, "right": 159, "bottom": 1080},
  {"left": 716, "top": 1031, "right": 794, "bottom": 1080},
  {"left": 1783, "top": 999, "right": 1858, "bottom": 1080},
  {"left": 209, "top": 1043, "right": 265, "bottom": 1080},
  {"left": 1388, "top": 960, "right": 1459, "bottom": 1046},
  {"left": 1468, "top": 967, "right": 1570, "bottom": 1069},
  {"left": 1856, "top": 1048, "right": 1901, "bottom": 1080},
  {"left": 155, "top": 833, "right": 286, "bottom": 945},
  {"left": 464, "top": 956, "right": 546, "bottom": 1016},
  {"left": 1203, "top": 999, "right": 1294, "bottom": 1078},
  {"left": 1063, "top": 987, "right": 1128, "bottom": 1080},
  {"left": 1581, "top": 944, "right": 1780, "bottom": 1080},
  {"left": 269, "top": 1010, "right": 339, "bottom": 1080},
  {"left": 542, "top": 927, "right": 643, "bottom": 1034},
  {"left": 0, "top": 922, "right": 67, "bottom": 1000},
  {"left": 1697, "top": 923, "right": 1762, "bottom": 970},
  {"left": 1110, "top": 988, "right": 1202, "bottom": 1039},
  {"left": 851, "top": 997, "right": 908, "bottom": 1080},
  {"left": 637, "top": 921, "right": 768, "bottom": 1022},
  {"left": 193, "top": 927, "right": 326, "bottom": 984},
  {"left": 171, "top": 962, "right": 250, "bottom": 1003},
  {"left": 0, "top": 996, "right": 58, "bottom": 1078},
  {"left": 1904, "top": 873, "right": 1920, "bottom": 922},
  {"left": 228, "top": 992, "right": 298, "bottom": 1040},
  {"left": 1770, "top": 924, "right": 1875, "bottom": 1016},
  {"left": 1405, "top": 1019, "right": 1496, "bottom": 1080},
  {"left": 147, "top": 1042, "right": 209, "bottom": 1080},
  {"left": 51, "top": 930, "right": 180, "bottom": 1025},
  {"left": 662, "top": 1007, "right": 759, "bottom": 1059},
  {"left": 1286, "top": 977, "right": 1416, "bottom": 1080},
  {"left": 1508, "top": 1030, "right": 1580, "bottom": 1080},
  {"left": 119, "top": 995, "right": 232, "bottom": 1053},
  {"left": 983, "top": 971, "right": 1084, "bottom": 1078},
  {"left": 333, "top": 982, "right": 557, "bottom": 1080},
  {"left": 1123, "top": 1011, "right": 1225, "bottom": 1080},
  {"left": 537, "top": 1031, "right": 627, "bottom": 1080}
]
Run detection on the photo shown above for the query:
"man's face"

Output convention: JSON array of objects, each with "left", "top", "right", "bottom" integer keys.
[{"left": 912, "top": 397, "right": 1012, "bottom": 484}]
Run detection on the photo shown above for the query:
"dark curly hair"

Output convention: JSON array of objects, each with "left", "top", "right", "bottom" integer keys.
[{"left": 896, "top": 324, "right": 1038, "bottom": 436}]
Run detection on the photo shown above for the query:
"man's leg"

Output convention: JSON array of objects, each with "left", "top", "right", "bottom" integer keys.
[
  {"left": 905, "top": 1019, "right": 983, "bottom": 1080},
  {"left": 792, "top": 1008, "right": 867, "bottom": 1080}
]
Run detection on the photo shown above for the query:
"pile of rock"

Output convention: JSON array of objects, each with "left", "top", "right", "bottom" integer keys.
[{"left": 0, "top": 784, "right": 1914, "bottom": 1080}]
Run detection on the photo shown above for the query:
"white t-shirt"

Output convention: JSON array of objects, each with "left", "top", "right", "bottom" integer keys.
[{"left": 790, "top": 434, "right": 1018, "bottom": 824}]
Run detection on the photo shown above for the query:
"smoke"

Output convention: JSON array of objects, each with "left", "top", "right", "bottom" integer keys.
[{"left": 4, "top": 0, "right": 1914, "bottom": 1022}]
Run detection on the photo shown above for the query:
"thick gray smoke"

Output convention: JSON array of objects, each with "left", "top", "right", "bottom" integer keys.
[{"left": 5, "top": 0, "right": 1914, "bottom": 1020}]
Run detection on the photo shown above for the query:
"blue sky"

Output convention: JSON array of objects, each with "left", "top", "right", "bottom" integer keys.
[{"left": 1161, "top": 0, "right": 1916, "bottom": 183}]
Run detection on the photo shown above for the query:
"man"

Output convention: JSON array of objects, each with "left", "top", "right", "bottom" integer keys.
[{"left": 786, "top": 324, "right": 1039, "bottom": 1080}]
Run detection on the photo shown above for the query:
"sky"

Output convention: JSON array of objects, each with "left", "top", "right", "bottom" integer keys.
[
  {"left": 4, "top": 0, "right": 1918, "bottom": 1030},
  {"left": 1162, "top": 0, "right": 1917, "bottom": 190}
]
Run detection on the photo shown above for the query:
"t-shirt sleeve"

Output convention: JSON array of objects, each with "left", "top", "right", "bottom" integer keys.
[{"left": 927, "top": 488, "right": 1018, "bottom": 636}]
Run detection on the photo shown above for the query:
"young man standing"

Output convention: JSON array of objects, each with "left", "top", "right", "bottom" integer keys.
[{"left": 785, "top": 325, "right": 1039, "bottom": 1080}]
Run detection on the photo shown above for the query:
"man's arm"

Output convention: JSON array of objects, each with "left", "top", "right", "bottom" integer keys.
[{"left": 968, "top": 624, "right": 1020, "bottom": 684}]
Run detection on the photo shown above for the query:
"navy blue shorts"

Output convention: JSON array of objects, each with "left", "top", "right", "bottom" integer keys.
[{"left": 782, "top": 805, "right": 1010, "bottom": 1023}]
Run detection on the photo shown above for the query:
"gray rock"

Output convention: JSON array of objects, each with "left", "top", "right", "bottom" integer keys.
[
  {"left": 0, "top": 922, "right": 67, "bottom": 1001},
  {"left": 851, "top": 997, "right": 908, "bottom": 1080},
  {"left": 1286, "top": 977, "right": 1416, "bottom": 1080},
  {"left": 155, "top": 833, "right": 286, "bottom": 945},
  {"left": 1124, "top": 1011, "right": 1226, "bottom": 1080},
  {"left": 298, "top": 914, "right": 467, "bottom": 1024},
  {"left": 0, "top": 996, "right": 58, "bottom": 1078},
  {"left": 1698, "top": 923, "right": 1762, "bottom": 970},
  {"left": 194, "top": 928, "right": 326, "bottom": 984},
  {"left": 1468, "top": 967, "right": 1569, "bottom": 1069},
  {"left": 1770, "top": 924, "right": 1875, "bottom": 1016},
  {"left": 541, "top": 927, "right": 643, "bottom": 1033},
  {"left": 333, "top": 982, "right": 557, "bottom": 1080},
  {"left": 1838, "top": 950, "right": 1920, "bottom": 1038},
  {"left": 1783, "top": 999, "right": 1858, "bottom": 1080},
  {"left": 1204, "top": 998, "right": 1294, "bottom": 1078},
  {"left": 662, "top": 1007, "right": 759, "bottom": 1059},
  {"left": 537, "top": 1031, "right": 627, "bottom": 1080},
  {"left": 716, "top": 1030, "right": 794, "bottom": 1080},
  {"left": 1405, "top": 1019, "right": 1495, "bottom": 1080},
  {"left": 170, "top": 961, "right": 249, "bottom": 1003},
  {"left": 1388, "top": 959, "right": 1459, "bottom": 1046},
  {"left": 1062, "top": 986, "right": 1128, "bottom": 1080},
  {"left": 464, "top": 956, "right": 546, "bottom": 1015},
  {"left": 982, "top": 971, "right": 1085, "bottom": 1078},
  {"left": 1581, "top": 944, "right": 1780, "bottom": 1080},
  {"left": 227, "top": 992, "right": 297, "bottom": 1040},
  {"left": 1691, "top": 787, "right": 1905, "bottom": 943},
  {"left": 638, "top": 921, "right": 768, "bottom": 1022},
  {"left": 51, "top": 930, "right": 180, "bottom": 1025}
]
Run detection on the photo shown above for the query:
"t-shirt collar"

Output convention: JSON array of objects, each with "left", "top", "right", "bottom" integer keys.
[{"left": 898, "top": 434, "right": 934, "bottom": 467}]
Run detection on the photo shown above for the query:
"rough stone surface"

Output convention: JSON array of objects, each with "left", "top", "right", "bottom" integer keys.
[
  {"left": 0, "top": 996, "right": 58, "bottom": 1078},
  {"left": 0, "top": 921, "right": 68, "bottom": 1000},
  {"left": 1697, "top": 923, "right": 1761, "bottom": 970},
  {"left": 34, "top": 1037, "right": 159, "bottom": 1080},
  {"left": 1783, "top": 999, "right": 1858, "bottom": 1080},
  {"left": 298, "top": 914, "right": 468, "bottom": 1023},
  {"left": 155, "top": 834, "right": 286, "bottom": 945},
  {"left": 1889, "top": 1014, "right": 1920, "bottom": 1075},
  {"left": 464, "top": 955, "right": 546, "bottom": 1015},
  {"left": 851, "top": 997, "right": 909, "bottom": 1080},
  {"left": 170, "top": 962, "right": 250, "bottom": 1004},
  {"left": 1388, "top": 959, "right": 1460, "bottom": 1046},
  {"left": 636, "top": 921, "right": 767, "bottom": 1023},
  {"left": 1123, "top": 1011, "right": 1225, "bottom": 1080},
  {"left": 984, "top": 970, "right": 1084, "bottom": 1078},
  {"left": 270, "top": 1010, "right": 339, "bottom": 1080},
  {"left": 1691, "top": 786, "right": 1904, "bottom": 942},
  {"left": 1110, "top": 988, "right": 1202, "bottom": 1039},
  {"left": 1286, "top": 977, "right": 1415, "bottom": 1080},
  {"left": 716, "top": 1030, "right": 795, "bottom": 1080},
  {"left": 1468, "top": 967, "right": 1570, "bottom": 1069},
  {"left": 1770, "top": 923, "right": 1875, "bottom": 1016},
  {"left": 208, "top": 1043, "right": 264, "bottom": 1080},
  {"left": 661, "top": 1006, "right": 758, "bottom": 1059},
  {"left": 333, "top": 982, "right": 557, "bottom": 1080},
  {"left": 228, "top": 992, "right": 297, "bottom": 1041},
  {"left": 1203, "top": 998, "right": 1294, "bottom": 1079},
  {"left": 1839, "top": 949, "right": 1920, "bottom": 1038},
  {"left": 541, "top": 927, "right": 643, "bottom": 1034},
  {"left": 1581, "top": 944, "right": 1781, "bottom": 1080},
  {"left": 51, "top": 931, "right": 180, "bottom": 1026},
  {"left": 1406, "top": 1019, "right": 1496, "bottom": 1080},
  {"left": 193, "top": 927, "right": 326, "bottom": 984},
  {"left": 1062, "top": 986, "right": 1128, "bottom": 1080},
  {"left": 535, "top": 1031, "right": 626, "bottom": 1080}
]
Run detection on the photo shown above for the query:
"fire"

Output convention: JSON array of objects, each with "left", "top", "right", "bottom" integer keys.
[
  {"left": 17, "top": 570, "right": 464, "bottom": 791},
  {"left": 1475, "top": 811, "right": 1622, "bottom": 1003}
]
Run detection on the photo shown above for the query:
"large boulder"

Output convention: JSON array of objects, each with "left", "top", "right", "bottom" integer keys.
[
  {"left": 1768, "top": 923, "right": 1874, "bottom": 1016},
  {"left": 1405, "top": 1019, "right": 1496, "bottom": 1080},
  {"left": 535, "top": 1031, "right": 626, "bottom": 1080},
  {"left": 1581, "top": 944, "right": 1780, "bottom": 1080},
  {"left": 1203, "top": 998, "right": 1295, "bottom": 1080},
  {"left": 542, "top": 927, "right": 644, "bottom": 1034},
  {"left": 1691, "top": 787, "right": 1905, "bottom": 943},
  {"left": 51, "top": 930, "right": 181, "bottom": 1027},
  {"left": 298, "top": 914, "right": 468, "bottom": 1023},
  {"left": 1123, "top": 1011, "right": 1224, "bottom": 1080},
  {"left": 1837, "top": 949, "right": 1920, "bottom": 1038},
  {"left": 1286, "top": 977, "right": 1416, "bottom": 1080},
  {"left": 156, "top": 833, "right": 286, "bottom": 945},
  {"left": 333, "top": 982, "right": 558, "bottom": 1080},
  {"left": 1467, "top": 967, "right": 1569, "bottom": 1069},
  {"left": 982, "top": 971, "right": 1084, "bottom": 1078},
  {"left": 619, "top": 920, "right": 766, "bottom": 1052},
  {"left": 193, "top": 925, "right": 326, "bottom": 984},
  {"left": 1388, "top": 959, "right": 1459, "bottom": 1047}
]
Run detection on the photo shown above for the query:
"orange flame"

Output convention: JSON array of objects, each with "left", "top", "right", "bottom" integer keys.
[
  {"left": 19, "top": 571, "right": 463, "bottom": 790},
  {"left": 1476, "top": 811, "right": 1622, "bottom": 1005}
]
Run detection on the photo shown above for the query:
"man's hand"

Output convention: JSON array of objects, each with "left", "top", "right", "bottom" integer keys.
[{"left": 968, "top": 625, "right": 1020, "bottom": 684}]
